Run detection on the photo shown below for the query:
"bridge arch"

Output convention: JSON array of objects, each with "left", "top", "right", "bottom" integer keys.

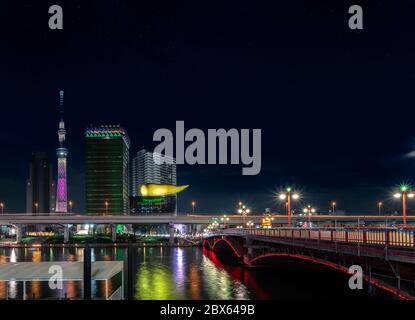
[{"left": 203, "top": 238, "right": 243, "bottom": 258}]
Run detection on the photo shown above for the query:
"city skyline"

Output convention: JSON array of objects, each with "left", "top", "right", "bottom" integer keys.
[
  {"left": 1, "top": 104, "right": 414, "bottom": 215},
  {"left": 1, "top": 1, "right": 415, "bottom": 214}
]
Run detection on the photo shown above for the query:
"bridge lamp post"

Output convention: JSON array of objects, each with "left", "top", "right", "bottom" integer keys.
[
  {"left": 378, "top": 202, "right": 383, "bottom": 216},
  {"left": 34, "top": 202, "right": 38, "bottom": 214},
  {"left": 331, "top": 202, "right": 336, "bottom": 214},
  {"left": 69, "top": 201, "right": 73, "bottom": 213},
  {"left": 221, "top": 215, "right": 229, "bottom": 229},
  {"left": 279, "top": 188, "right": 299, "bottom": 228},
  {"left": 393, "top": 185, "right": 415, "bottom": 227},
  {"left": 191, "top": 201, "right": 196, "bottom": 213},
  {"left": 246, "top": 221, "right": 254, "bottom": 228},
  {"left": 238, "top": 205, "right": 250, "bottom": 226},
  {"left": 303, "top": 205, "right": 316, "bottom": 228},
  {"left": 0, "top": 202, "right": 4, "bottom": 214},
  {"left": 104, "top": 201, "right": 109, "bottom": 215}
]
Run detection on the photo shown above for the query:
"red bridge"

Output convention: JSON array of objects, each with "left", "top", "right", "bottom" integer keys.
[{"left": 203, "top": 227, "right": 415, "bottom": 300}]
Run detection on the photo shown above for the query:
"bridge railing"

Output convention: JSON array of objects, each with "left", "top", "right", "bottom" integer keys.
[{"left": 212, "top": 227, "right": 415, "bottom": 248}]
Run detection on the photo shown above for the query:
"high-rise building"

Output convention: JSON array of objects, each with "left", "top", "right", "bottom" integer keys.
[
  {"left": 26, "top": 152, "right": 55, "bottom": 214},
  {"left": 131, "top": 149, "right": 176, "bottom": 196},
  {"left": 130, "top": 148, "right": 177, "bottom": 214},
  {"left": 55, "top": 90, "right": 68, "bottom": 213},
  {"left": 85, "top": 125, "right": 130, "bottom": 215}
]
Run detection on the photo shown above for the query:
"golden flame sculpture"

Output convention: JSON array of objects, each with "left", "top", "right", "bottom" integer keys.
[{"left": 140, "top": 183, "right": 189, "bottom": 197}]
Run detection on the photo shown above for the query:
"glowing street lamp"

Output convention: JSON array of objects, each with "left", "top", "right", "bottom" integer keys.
[
  {"left": 69, "top": 200, "right": 73, "bottom": 213},
  {"left": 377, "top": 202, "right": 383, "bottom": 216},
  {"left": 211, "top": 219, "right": 219, "bottom": 230},
  {"left": 331, "top": 202, "right": 336, "bottom": 214},
  {"left": 393, "top": 184, "right": 415, "bottom": 227},
  {"left": 220, "top": 215, "right": 230, "bottom": 228},
  {"left": 278, "top": 188, "right": 299, "bottom": 227},
  {"left": 0, "top": 202, "right": 4, "bottom": 214},
  {"left": 246, "top": 220, "right": 254, "bottom": 228},
  {"left": 34, "top": 202, "right": 39, "bottom": 214},
  {"left": 104, "top": 201, "right": 109, "bottom": 215},
  {"left": 238, "top": 204, "right": 250, "bottom": 225},
  {"left": 191, "top": 201, "right": 196, "bottom": 213},
  {"left": 303, "top": 205, "right": 316, "bottom": 228}
]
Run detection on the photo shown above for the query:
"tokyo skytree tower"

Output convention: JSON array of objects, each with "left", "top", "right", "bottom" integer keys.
[{"left": 56, "top": 90, "right": 68, "bottom": 213}]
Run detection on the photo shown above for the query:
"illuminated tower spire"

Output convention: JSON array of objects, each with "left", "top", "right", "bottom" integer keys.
[{"left": 56, "top": 90, "right": 68, "bottom": 213}]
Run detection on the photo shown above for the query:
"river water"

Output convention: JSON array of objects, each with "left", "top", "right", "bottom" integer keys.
[{"left": 0, "top": 246, "right": 392, "bottom": 300}]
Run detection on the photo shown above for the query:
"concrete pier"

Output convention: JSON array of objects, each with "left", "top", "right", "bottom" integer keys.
[
  {"left": 83, "top": 244, "right": 91, "bottom": 300},
  {"left": 15, "top": 225, "right": 22, "bottom": 244},
  {"left": 111, "top": 224, "right": 117, "bottom": 242}
]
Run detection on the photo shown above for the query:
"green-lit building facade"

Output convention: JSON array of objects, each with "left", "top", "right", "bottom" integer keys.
[{"left": 85, "top": 125, "right": 130, "bottom": 215}]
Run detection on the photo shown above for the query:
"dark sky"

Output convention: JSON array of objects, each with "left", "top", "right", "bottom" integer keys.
[{"left": 1, "top": 0, "right": 415, "bottom": 214}]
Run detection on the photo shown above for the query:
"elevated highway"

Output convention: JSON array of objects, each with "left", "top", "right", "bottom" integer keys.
[{"left": 0, "top": 213, "right": 413, "bottom": 226}]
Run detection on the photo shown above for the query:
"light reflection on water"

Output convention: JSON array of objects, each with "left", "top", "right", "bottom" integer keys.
[
  {"left": 133, "top": 247, "right": 250, "bottom": 300},
  {"left": 0, "top": 246, "right": 384, "bottom": 300},
  {"left": 0, "top": 246, "right": 253, "bottom": 300}
]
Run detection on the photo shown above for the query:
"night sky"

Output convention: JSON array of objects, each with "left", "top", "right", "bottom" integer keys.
[{"left": 1, "top": 1, "right": 415, "bottom": 214}]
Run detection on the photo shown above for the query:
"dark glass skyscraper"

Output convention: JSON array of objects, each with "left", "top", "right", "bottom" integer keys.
[
  {"left": 85, "top": 125, "right": 130, "bottom": 215},
  {"left": 26, "top": 152, "right": 55, "bottom": 214}
]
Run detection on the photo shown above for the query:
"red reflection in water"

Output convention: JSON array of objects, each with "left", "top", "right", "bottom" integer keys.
[{"left": 202, "top": 248, "right": 269, "bottom": 299}]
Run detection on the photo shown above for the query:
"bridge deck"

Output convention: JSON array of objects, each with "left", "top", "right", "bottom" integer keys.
[{"left": 210, "top": 227, "right": 415, "bottom": 264}]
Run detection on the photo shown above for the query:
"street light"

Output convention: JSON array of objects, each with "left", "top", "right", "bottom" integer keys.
[
  {"left": 0, "top": 202, "right": 4, "bottom": 214},
  {"left": 303, "top": 205, "right": 316, "bottom": 228},
  {"left": 377, "top": 202, "right": 383, "bottom": 216},
  {"left": 69, "top": 200, "right": 73, "bottom": 213},
  {"left": 393, "top": 184, "right": 415, "bottom": 227},
  {"left": 220, "top": 215, "right": 230, "bottom": 228},
  {"left": 331, "top": 202, "right": 336, "bottom": 214},
  {"left": 104, "top": 201, "right": 109, "bottom": 215},
  {"left": 238, "top": 204, "right": 250, "bottom": 225},
  {"left": 278, "top": 188, "right": 299, "bottom": 227},
  {"left": 211, "top": 219, "right": 219, "bottom": 230},
  {"left": 34, "top": 202, "right": 38, "bottom": 214},
  {"left": 246, "top": 220, "right": 254, "bottom": 228},
  {"left": 191, "top": 201, "right": 196, "bottom": 213}
]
